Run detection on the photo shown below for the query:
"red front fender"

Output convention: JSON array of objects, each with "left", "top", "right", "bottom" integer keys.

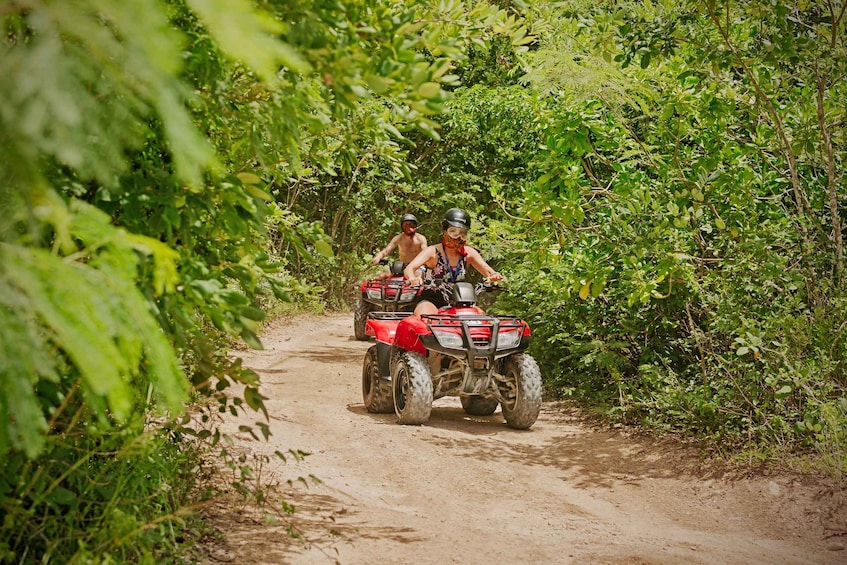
[
  {"left": 367, "top": 318, "right": 400, "bottom": 344},
  {"left": 393, "top": 315, "right": 430, "bottom": 355}
]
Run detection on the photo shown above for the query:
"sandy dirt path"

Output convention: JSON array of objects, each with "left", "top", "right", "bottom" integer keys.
[{"left": 199, "top": 313, "right": 846, "bottom": 565}]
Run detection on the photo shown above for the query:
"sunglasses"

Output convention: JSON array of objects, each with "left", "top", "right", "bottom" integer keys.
[{"left": 446, "top": 226, "right": 468, "bottom": 239}]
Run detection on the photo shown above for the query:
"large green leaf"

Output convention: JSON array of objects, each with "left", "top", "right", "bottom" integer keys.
[
  {"left": 187, "top": 0, "right": 310, "bottom": 78},
  {"left": 0, "top": 197, "right": 188, "bottom": 455},
  {"left": 0, "top": 279, "right": 53, "bottom": 458}
]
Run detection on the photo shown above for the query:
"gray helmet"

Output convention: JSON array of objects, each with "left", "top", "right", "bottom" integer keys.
[
  {"left": 400, "top": 213, "right": 418, "bottom": 226},
  {"left": 441, "top": 208, "right": 471, "bottom": 231}
]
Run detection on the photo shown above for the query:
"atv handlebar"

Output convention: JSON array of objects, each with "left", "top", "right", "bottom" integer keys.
[
  {"left": 408, "top": 279, "right": 505, "bottom": 295},
  {"left": 371, "top": 258, "right": 406, "bottom": 277}
]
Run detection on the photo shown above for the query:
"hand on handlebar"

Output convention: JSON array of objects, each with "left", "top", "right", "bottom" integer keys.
[
  {"left": 486, "top": 272, "right": 504, "bottom": 283},
  {"left": 406, "top": 274, "right": 424, "bottom": 286}
]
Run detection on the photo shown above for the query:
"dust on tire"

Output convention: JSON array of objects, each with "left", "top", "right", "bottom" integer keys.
[
  {"left": 354, "top": 298, "right": 372, "bottom": 341},
  {"left": 392, "top": 351, "right": 433, "bottom": 425},
  {"left": 499, "top": 353, "right": 542, "bottom": 429},
  {"left": 362, "top": 346, "right": 393, "bottom": 413}
]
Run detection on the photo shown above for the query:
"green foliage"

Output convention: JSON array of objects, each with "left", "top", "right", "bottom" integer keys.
[
  {"left": 5, "top": 0, "right": 843, "bottom": 558},
  {"left": 0, "top": 198, "right": 187, "bottom": 459},
  {"left": 454, "top": 33, "right": 530, "bottom": 87},
  {"left": 0, "top": 417, "right": 207, "bottom": 562},
  {"left": 0, "top": 0, "right": 539, "bottom": 560},
  {"left": 203, "top": 0, "right": 541, "bottom": 306},
  {"left": 491, "top": 0, "right": 846, "bottom": 473}
]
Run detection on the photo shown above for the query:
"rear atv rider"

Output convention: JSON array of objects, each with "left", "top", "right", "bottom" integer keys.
[
  {"left": 371, "top": 213, "right": 428, "bottom": 280},
  {"left": 404, "top": 208, "right": 503, "bottom": 316}
]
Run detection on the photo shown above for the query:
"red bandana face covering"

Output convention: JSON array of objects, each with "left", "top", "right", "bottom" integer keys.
[{"left": 442, "top": 235, "right": 467, "bottom": 256}]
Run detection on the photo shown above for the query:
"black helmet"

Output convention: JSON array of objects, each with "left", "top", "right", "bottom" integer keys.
[
  {"left": 400, "top": 213, "right": 417, "bottom": 226},
  {"left": 441, "top": 208, "right": 471, "bottom": 231}
]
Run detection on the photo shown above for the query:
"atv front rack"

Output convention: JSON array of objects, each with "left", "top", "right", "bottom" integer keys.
[
  {"left": 420, "top": 314, "right": 529, "bottom": 366},
  {"left": 417, "top": 314, "right": 530, "bottom": 397},
  {"left": 361, "top": 279, "right": 419, "bottom": 310}
]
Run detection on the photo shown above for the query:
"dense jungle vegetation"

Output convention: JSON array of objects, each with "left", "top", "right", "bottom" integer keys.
[{"left": 1, "top": 0, "right": 844, "bottom": 561}]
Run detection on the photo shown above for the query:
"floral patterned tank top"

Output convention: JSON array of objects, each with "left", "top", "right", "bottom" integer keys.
[{"left": 431, "top": 244, "right": 466, "bottom": 282}]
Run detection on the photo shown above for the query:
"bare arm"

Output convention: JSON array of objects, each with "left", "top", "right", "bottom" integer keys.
[
  {"left": 465, "top": 247, "right": 503, "bottom": 282},
  {"left": 404, "top": 246, "right": 436, "bottom": 284},
  {"left": 372, "top": 235, "right": 401, "bottom": 264}
]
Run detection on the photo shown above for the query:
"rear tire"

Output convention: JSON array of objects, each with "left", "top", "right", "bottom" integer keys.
[
  {"left": 460, "top": 395, "right": 499, "bottom": 416},
  {"left": 499, "top": 354, "right": 542, "bottom": 429},
  {"left": 362, "top": 346, "right": 393, "bottom": 413},
  {"left": 392, "top": 351, "right": 433, "bottom": 425},
  {"left": 354, "top": 298, "right": 372, "bottom": 341}
]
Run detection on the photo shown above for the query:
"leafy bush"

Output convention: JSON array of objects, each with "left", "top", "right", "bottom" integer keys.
[
  {"left": 493, "top": 0, "right": 846, "bottom": 475},
  {"left": 0, "top": 414, "right": 207, "bottom": 563}
]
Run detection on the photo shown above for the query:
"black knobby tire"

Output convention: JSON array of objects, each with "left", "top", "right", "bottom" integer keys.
[
  {"left": 499, "top": 353, "right": 542, "bottom": 429},
  {"left": 392, "top": 351, "right": 433, "bottom": 425},
  {"left": 460, "top": 395, "right": 499, "bottom": 416},
  {"left": 354, "top": 298, "right": 372, "bottom": 341},
  {"left": 362, "top": 346, "right": 394, "bottom": 413}
]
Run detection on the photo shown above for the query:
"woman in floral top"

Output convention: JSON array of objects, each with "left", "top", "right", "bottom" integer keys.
[{"left": 404, "top": 208, "right": 503, "bottom": 315}]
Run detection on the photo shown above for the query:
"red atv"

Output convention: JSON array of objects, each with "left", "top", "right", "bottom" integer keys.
[
  {"left": 354, "top": 259, "right": 420, "bottom": 341},
  {"left": 361, "top": 281, "right": 542, "bottom": 429}
]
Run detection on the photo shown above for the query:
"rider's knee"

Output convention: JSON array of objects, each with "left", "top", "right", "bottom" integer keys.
[{"left": 414, "top": 301, "right": 439, "bottom": 316}]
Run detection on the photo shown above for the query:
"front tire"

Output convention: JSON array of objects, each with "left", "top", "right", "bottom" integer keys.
[
  {"left": 499, "top": 354, "right": 542, "bottom": 429},
  {"left": 392, "top": 351, "right": 433, "bottom": 425},
  {"left": 354, "top": 298, "right": 372, "bottom": 341},
  {"left": 460, "top": 395, "right": 499, "bottom": 416},
  {"left": 362, "top": 346, "right": 393, "bottom": 413}
]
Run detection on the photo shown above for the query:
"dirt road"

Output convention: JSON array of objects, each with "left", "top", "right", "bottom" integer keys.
[{"left": 200, "top": 313, "right": 845, "bottom": 564}]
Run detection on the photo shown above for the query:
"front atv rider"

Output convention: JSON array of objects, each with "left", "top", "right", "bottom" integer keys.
[
  {"left": 371, "top": 213, "right": 428, "bottom": 280},
  {"left": 404, "top": 208, "right": 503, "bottom": 315}
]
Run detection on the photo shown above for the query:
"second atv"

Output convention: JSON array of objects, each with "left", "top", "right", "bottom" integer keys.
[
  {"left": 361, "top": 281, "right": 542, "bottom": 429},
  {"left": 353, "top": 259, "right": 420, "bottom": 341}
]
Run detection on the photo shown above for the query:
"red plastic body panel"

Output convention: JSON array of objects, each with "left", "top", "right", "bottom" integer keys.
[
  {"left": 370, "top": 303, "right": 532, "bottom": 353},
  {"left": 360, "top": 276, "right": 408, "bottom": 297},
  {"left": 366, "top": 318, "right": 402, "bottom": 344},
  {"left": 426, "top": 307, "right": 532, "bottom": 337},
  {"left": 393, "top": 316, "right": 431, "bottom": 355}
]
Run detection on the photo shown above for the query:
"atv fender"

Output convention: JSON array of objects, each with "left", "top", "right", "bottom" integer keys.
[
  {"left": 376, "top": 342, "right": 392, "bottom": 378},
  {"left": 368, "top": 318, "right": 401, "bottom": 343},
  {"left": 393, "top": 316, "right": 430, "bottom": 356}
]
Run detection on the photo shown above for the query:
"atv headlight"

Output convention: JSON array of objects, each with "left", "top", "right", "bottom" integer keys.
[
  {"left": 496, "top": 330, "right": 522, "bottom": 349},
  {"left": 366, "top": 289, "right": 383, "bottom": 300},
  {"left": 432, "top": 329, "right": 464, "bottom": 348},
  {"left": 399, "top": 290, "right": 417, "bottom": 301}
]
